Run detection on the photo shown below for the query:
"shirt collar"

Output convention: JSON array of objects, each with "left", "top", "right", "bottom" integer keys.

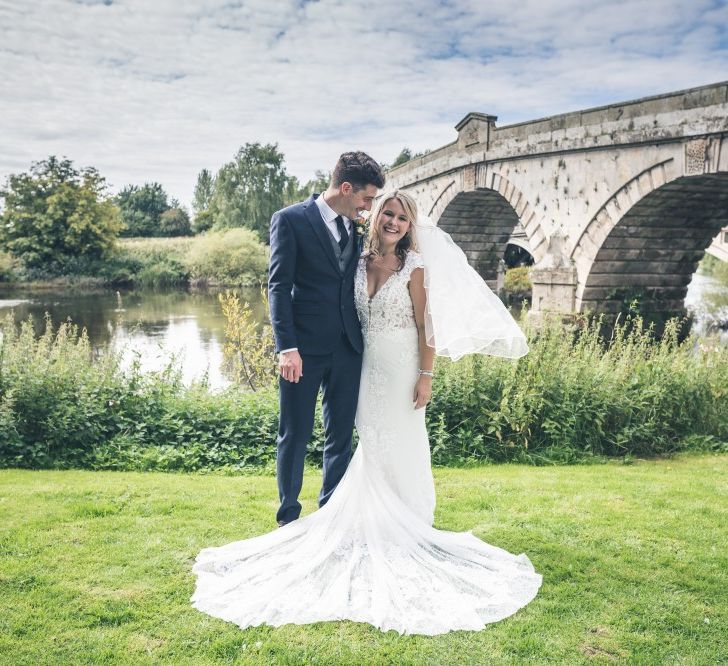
[{"left": 316, "top": 193, "right": 349, "bottom": 224}]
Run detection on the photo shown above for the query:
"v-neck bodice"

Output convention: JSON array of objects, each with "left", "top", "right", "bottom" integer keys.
[{"left": 355, "top": 251, "right": 424, "bottom": 336}]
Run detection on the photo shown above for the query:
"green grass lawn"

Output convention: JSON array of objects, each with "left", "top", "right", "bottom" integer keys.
[{"left": 1, "top": 455, "right": 726, "bottom": 665}]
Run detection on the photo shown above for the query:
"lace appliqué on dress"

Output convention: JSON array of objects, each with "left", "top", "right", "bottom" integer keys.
[{"left": 355, "top": 251, "right": 424, "bottom": 337}]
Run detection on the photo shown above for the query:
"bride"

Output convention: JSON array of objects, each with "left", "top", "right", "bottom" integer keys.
[{"left": 192, "top": 191, "right": 542, "bottom": 635}]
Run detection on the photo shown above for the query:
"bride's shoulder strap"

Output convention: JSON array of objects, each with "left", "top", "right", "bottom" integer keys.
[{"left": 405, "top": 250, "right": 424, "bottom": 273}]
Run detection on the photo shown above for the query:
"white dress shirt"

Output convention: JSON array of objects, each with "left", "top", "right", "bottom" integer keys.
[{"left": 316, "top": 194, "right": 352, "bottom": 241}]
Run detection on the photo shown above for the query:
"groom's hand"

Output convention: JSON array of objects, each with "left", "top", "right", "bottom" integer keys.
[{"left": 279, "top": 350, "right": 303, "bottom": 383}]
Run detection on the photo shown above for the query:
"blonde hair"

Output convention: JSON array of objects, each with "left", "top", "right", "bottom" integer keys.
[{"left": 365, "top": 190, "right": 419, "bottom": 268}]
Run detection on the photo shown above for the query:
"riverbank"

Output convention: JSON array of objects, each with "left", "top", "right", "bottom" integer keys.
[
  {"left": 0, "top": 229, "right": 269, "bottom": 289},
  {"left": 1, "top": 455, "right": 725, "bottom": 664}
]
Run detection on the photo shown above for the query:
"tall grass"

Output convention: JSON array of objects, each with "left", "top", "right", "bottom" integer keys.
[
  {"left": 428, "top": 315, "right": 728, "bottom": 464},
  {"left": 0, "top": 312, "right": 725, "bottom": 471}
]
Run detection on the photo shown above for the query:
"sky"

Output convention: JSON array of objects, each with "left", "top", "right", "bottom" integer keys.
[{"left": 1, "top": 0, "right": 727, "bottom": 208}]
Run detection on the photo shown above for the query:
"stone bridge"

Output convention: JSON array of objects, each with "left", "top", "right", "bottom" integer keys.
[{"left": 385, "top": 81, "right": 728, "bottom": 320}]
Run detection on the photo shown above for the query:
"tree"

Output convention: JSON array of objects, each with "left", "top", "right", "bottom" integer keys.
[
  {"left": 391, "top": 148, "right": 414, "bottom": 168},
  {"left": 192, "top": 168, "right": 215, "bottom": 234},
  {"left": 0, "top": 156, "right": 121, "bottom": 271},
  {"left": 159, "top": 207, "right": 192, "bottom": 236},
  {"left": 293, "top": 170, "right": 330, "bottom": 202},
  {"left": 116, "top": 182, "right": 170, "bottom": 237},
  {"left": 192, "top": 210, "right": 214, "bottom": 234},
  {"left": 210, "top": 143, "right": 292, "bottom": 240},
  {"left": 389, "top": 147, "right": 429, "bottom": 169},
  {"left": 193, "top": 168, "right": 214, "bottom": 215}
]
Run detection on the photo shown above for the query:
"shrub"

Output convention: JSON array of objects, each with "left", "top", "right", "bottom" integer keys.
[
  {"left": 0, "top": 312, "right": 285, "bottom": 470},
  {"left": 427, "top": 314, "right": 728, "bottom": 464},
  {"left": 100, "top": 237, "right": 193, "bottom": 286},
  {"left": 192, "top": 210, "right": 214, "bottom": 234},
  {"left": 2, "top": 229, "right": 270, "bottom": 288},
  {"left": 0, "top": 312, "right": 725, "bottom": 471},
  {"left": 502, "top": 266, "right": 532, "bottom": 305},
  {"left": 185, "top": 228, "right": 269, "bottom": 285},
  {"left": 219, "top": 289, "right": 277, "bottom": 391}
]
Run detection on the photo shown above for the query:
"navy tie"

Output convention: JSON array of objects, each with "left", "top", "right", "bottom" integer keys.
[{"left": 335, "top": 215, "right": 349, "bottom": 252}]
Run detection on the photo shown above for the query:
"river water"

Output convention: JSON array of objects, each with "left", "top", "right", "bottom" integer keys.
[
  {"left": 0, "top": 286, "right": 267, "bottom": 391},
  {"left": 0, "top": 274, "right": 726, "bottom": 390}
]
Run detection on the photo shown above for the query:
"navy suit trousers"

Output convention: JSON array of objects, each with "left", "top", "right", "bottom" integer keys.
[{"left": 276, "top": 334, "right": 363, "bottom": 524}]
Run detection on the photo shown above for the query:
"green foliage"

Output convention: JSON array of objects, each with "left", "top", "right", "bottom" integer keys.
[
  {"left": 502, "top": 266, "right": 532, "bottom": 305},
  {"left": 695, "top": 254, "right": 728, "bottom": 330},
  {"left": 391, "top": 147, "right": 415, "bottom": 168},
  {"left": 427, "top": 314, "right": 728, "bottom": 464},
  {"left": 191, "top": 209, "right": 214, "bottom": 234},
  {"left": 0, "top": 156, "right": 122, "bottom": 273},
  {"left": 0, "top": 312, "right": 726, "bottom": 472},
  {"left": 116, "top": 182, "right": 171, "bottom": 237},
  {"left": 210, "top": 143, "right": 292, "bottom": 240},
  {"left": 219, "top": 288, "right": 276, "bottom": 391},
  {"left": 0, "top": 249, "right": 18, "bottom": 282},
  {"left": 0, "top": 314, "right": 125, "bottom": 467},
  {"left": 286, "top": 170, "right": 330, "bottom": 205},
  {"left": 0, "top": 312, "right": 283, "bottom": 470},
  {"left": 699, "top": 252, "right": 725, "bottom": 278},
  {"left": 98, "top": 233, "right": 268, "bottom": 288},
  {"left": 101, "top": 236, "right": 192, "bottom": 287},
  {"left": 389, "top": 147, "right": 429, "bottom": 169},
  {"left": 158, "top": 207, "right": 192, "bottom": 237},
  {"left": 185, "top": 228, "right": 269, "bottom": 285},
  {"left": 192, "top": 168, "right": 214, "bottom": 215}
]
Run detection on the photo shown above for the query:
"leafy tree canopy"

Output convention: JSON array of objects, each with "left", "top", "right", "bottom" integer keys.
[
  {"left": 209, "top": 143, "right": 292, "bottom": 240},
  {"left": 116, "top": 182, "right": 170, "bottom": 237},
  {"left": 159, "top": 208, "right": 192, "bottom": 237},
  {"left": 0, "top": 156, "right": 121, "bottom": 271}
]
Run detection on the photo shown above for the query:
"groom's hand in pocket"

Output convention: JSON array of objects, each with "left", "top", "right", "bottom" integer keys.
[{"left": 279, "top": 350, "right": 303, "bottom": 383}]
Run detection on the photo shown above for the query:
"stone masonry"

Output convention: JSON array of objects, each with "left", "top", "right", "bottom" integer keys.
[{"left": 385, "top": 81, "right": 728, "bottom": 319}]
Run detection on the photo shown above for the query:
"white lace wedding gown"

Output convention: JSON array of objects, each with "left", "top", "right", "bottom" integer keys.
[{"left": 191, "top": 252, "right": 542, "bottom": 635}]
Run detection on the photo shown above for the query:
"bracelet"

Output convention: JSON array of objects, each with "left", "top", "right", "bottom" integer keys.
[{"left": 418, "top": 369, "right": 434, "bottom": 377}]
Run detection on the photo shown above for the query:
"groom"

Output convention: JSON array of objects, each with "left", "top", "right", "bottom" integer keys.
[{"left": 268, "top": 151, "right": 385, "bottom": 526}]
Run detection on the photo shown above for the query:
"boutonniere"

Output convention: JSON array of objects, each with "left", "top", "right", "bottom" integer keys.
[{"left": 353, "top": 211, "right": 370, "bottom": 238}]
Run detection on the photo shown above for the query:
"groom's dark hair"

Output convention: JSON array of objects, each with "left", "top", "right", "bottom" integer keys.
[{"left": 332, "top": 151, "right": 385, "bottom": 191}]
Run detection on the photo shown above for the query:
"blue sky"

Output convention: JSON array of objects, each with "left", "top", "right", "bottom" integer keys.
[{"left": 0, "top": 0, "right": 726, "bottom": 207}]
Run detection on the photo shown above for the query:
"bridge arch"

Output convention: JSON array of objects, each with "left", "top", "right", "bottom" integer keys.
[
  {"left": 573, "top": 164, "right": 728, "bottom": 317},
  {"left": 430, "top": 169, "right": 545, "bottom": 285}
]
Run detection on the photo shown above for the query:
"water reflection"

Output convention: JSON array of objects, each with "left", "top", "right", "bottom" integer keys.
[
  {"left": 0, "top": 286, "right": 266, "bottom": 391},
  {"left": 686, "top": 273, "right": 728, "bottom": 343}
]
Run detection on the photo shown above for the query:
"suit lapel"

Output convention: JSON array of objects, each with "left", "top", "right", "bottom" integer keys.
[{"left": 304, "top": 195, "right": 341, "bottom": 274}]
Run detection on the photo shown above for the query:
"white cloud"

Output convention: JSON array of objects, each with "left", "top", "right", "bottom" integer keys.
[{"left": 0, "top": 0, "right": 726, "bottom": 207}]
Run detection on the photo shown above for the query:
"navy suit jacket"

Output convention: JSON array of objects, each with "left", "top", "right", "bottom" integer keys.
[{"left": 268, "top": 194, "right": 363, "bottom": 356}]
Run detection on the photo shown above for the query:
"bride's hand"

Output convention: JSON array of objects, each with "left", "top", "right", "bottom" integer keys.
[{"left": 413, "top": 375, "right": 432, "bottom": 409}]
